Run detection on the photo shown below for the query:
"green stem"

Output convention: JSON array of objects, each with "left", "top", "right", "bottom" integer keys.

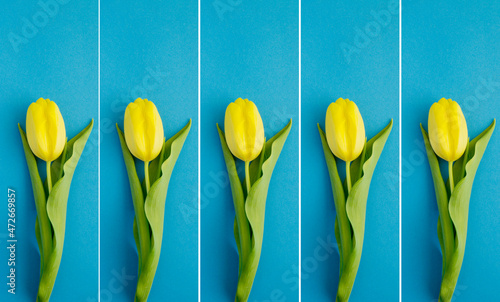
[
  {"left": 235, "top": 161, "right": 251, "bottom": 268},
  {"left": 439, "top": 251, "right": 463, "bottom": 302},
  {"left": 46, "top": 161, "right": 52, "bottom": 193},
  {"left": 135, "top": 250, "right": 160, "bottom": 302},
  {"left": 39, "top": 162, "right": 53, "bottom": 268},
  {"left": 437, "top": 189, "right": 455, "bottom": 271},
  {"left": 135, "top": 190, "right": 150, "bottom": 268},
  {"left": 145, "top": 161, "right": 150, "bottom": 193},
  {"left": 235, "top": 250, "right": 260, "bottom": 302},
  {"left": 134, "top": 160, "right": 151, "bottom": 270},
  {"left": 346, "top": 161, "right": 352, "bottom": 194},
  {"left": 336, "top": 249, "right": 361, "bottom": 302},
  {"left": 245, "top": 161, "right": 251, "bottom": 194},
  {"left": 448, "top": 161, "right": 454, "bottom": 193},
  {"left": 36, "top": 246, "right": 63, "bottom": 302}
]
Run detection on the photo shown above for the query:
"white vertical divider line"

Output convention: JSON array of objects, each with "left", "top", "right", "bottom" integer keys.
[
  {"left": 399, "top": 0, "right": 402, "bottom": 301},
  {"left": 98, "top": 0, "right": 101, "bottom": 300},
  {"left": 298, "top": 0, "right": 302, "bottom": 301},
  {"left": 198, "top": 0, "right": 201, "bottom": 301}
]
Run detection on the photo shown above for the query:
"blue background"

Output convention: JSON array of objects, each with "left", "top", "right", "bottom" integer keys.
[
  {"left": 200, "top": 1, "right": 299, "bottom": 301},
  {"left": 402, "top": 1, "right": 500, "bottom": 301},
  {"left": 100, "top": 0, "right": 198, "bottom": 301},
  {"left": 0, "top": 0, "right": 98, "bottom": 301},
  {"left": 302, "top": 0, "right": 399, "bottom": 301}
]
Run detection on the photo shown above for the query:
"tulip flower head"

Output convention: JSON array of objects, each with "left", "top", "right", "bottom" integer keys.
[
  {"left": 325, "top": 98, "right": 366, "bottom": 162},
  {"left": 124, "top": 98, "right": 164, "bottom": 162},
  {"left": 224, "top": 98, "right": 265, "bottom": 162},
  {"left": 428, "top": 98, "right": 468, "bottom": 162},
  {"left": 26, "top": 98, "right": 66, "bottom": 162}
]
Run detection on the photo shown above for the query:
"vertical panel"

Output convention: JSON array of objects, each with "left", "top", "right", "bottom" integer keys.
[
  {"left": 200, "top": 1, "right": 299, "bottom": 301},
  {"left": 100, "top": 1, "right": 198, "bottom": 300},
  {"left": 0, "top": 0, "right": 98, "bottom": 300},
  {"left": 402, "top": 1, "right": 500, "bottom": 301},
  {"left": 301, "top": 0, "right": 399, "bottom": 301}
]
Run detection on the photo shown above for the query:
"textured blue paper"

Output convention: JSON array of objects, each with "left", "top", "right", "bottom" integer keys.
[
  {"left": 0, "top": 1, "right": 98, "bottom": 300},
  {"left": 302, "top": 0, "right": 399, "bottom": 301},
  {"left": 402, "top": 1, "right": 500, "bottom": 301},
  {"left": 100, "top": 1, "right": 198, "bottom": 301},
  {"left": 200, "top": 1, "right": 299, "bottom": 301}
]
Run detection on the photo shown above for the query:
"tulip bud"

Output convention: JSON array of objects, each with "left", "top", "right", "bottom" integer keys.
[
  {"left": 325, "top": 98, "right": 366, "bottom": 162},
  {"left": 124, "top": 98, "right": 164, "bottom": 162},
  {"left": 428, "top": 98, "right": 468, "bottom": 162},
  {"left": 26, "top": 98, "right": 66, "bottom": 162},
  {"left": 224, "top": 98, "right": 265, "bottom": 162}
]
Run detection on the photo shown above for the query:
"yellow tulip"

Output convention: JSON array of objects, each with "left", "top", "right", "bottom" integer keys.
[
  {"left": 325, "top": 98, "right": 365, "bottom": 162},
  {"left": 26, "top": 98, "right": 66, "bottom": 162},
  {"left": 124, "top": 98, "right": 164, "bottom": 162},
  {"left": 428, "top": 98, "right": 468, "bottom": 162},
  {"left": 224, "top": 98, "right": 265, "bottom": 162}
]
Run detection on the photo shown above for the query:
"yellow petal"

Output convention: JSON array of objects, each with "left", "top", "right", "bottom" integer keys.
[
  {"left": 325, "top": 98, "right": 365, "bottom": 162},
  {"left": 26, "top": 98, "right": 66, "bottom": 162},
  {"left": 224, "top": 98, "right": 265, "bottom": 161},
  {"left": 428, "top": 98, "right": 468, "bottom": 161},
  {"left": 124, "top": 98, "right": 164, "bottom": 162}
]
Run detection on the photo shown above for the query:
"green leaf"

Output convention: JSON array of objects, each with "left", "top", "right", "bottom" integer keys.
[
  {"left": 35, "top": 217, "right": 43, "bottom": 276},
  {"left": 149, "top": 140, "right": 167, "bottom": 186},
  {"left": 350, "top": 143, "right": 367, "bottom": 187},
  {"left": 318, "top": 125, "right": 350, "bottom": 274},
  {"left": 250, "top": 142, "right": 266, "bottom": 188},
  {"left": 337, "top": 119, "right": 392, "bottom": 302},
  {"left": 18, "top": 125, "right": 51, "bottom": 277},
  {"left": 235, "top": 119, "right": 292, "bottom": 302},
  {"left": 421, "top": 125, "right": 454, "bottom": 269},
  {"left": 135, "top": 119, "right": 191, "bottom": 302},
  {"left": 50, "top": 142, "right": 68, "bottom": 189},
  {"left": 217, "top": 124, "right": 249, "bottom": 277},
  {"left": 451, "top": 140, "right": 469, "bottom": 192},
  {"left": 234, "top": 218, "right": 242, "bottom": 275},
  {"left": 38, "top": 119, "right": 93, "bottom": 302},
  {"left": 117, "top": 125, "right": 150, "bottom": 270},
  {"left": 437, "top": 219, "right": 445, "bottom": 275},
  {"left": 439, "top": 120, "right": 495, "bottom": 302},
  {"left": 133, "top": 217, "right": 141, "bottom": 275},
  {"left": 334, "top": 218, "right": 343, "bottom": 274}
]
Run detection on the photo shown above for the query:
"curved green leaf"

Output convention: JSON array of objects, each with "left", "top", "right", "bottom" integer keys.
[
  {"left": 250, "top": 142, "right": 266, "bottom": 189},
  {"left": 334, "top": 218, "right": 343, "bottom": 274},
  {"left": 217, "top": 124, "right": 249, "bottom": 276},
  {"left": 133, "top": 217, "right": 142, "bottom": 274},
  {"left": 350, "top": 143, "right": 367, "bottom": 188},
  {"left": 439, "top": 120, "right": 495, "bottom": 302},
  {"left": 50, "top": 143, "right": 68, "bottom": 189},
  {"left": 451, "top": 141, "right": 469, "bottom": 193},
  {"left": 148, "top": 141, "right": 167, "bottom": 186},
  {"left": 337, "top": 119, "right": 392, "bottom": 302},
  {"left": 421, "top": 125, "right": 454, "bottom": 269},
  {"left": 135, "top": 119, "right": 191, "bottom": 302},
  {"left": 38, "top": 119, "right": 93, "bottom": 302},
  {"left": 35, "top": 217, "right": 43, "bottom": 276},
  {"left": 318, "top": 125, "right": 349, "bottom": 274},
  {"left": 117, "top": 125, "right": 150, "bottom": 270},
  {"left": 235, "top": 120, "right": 292, "bottom": 302},
  {"left": 18, "top": 125, "right": 51, "bottom": 274}
]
